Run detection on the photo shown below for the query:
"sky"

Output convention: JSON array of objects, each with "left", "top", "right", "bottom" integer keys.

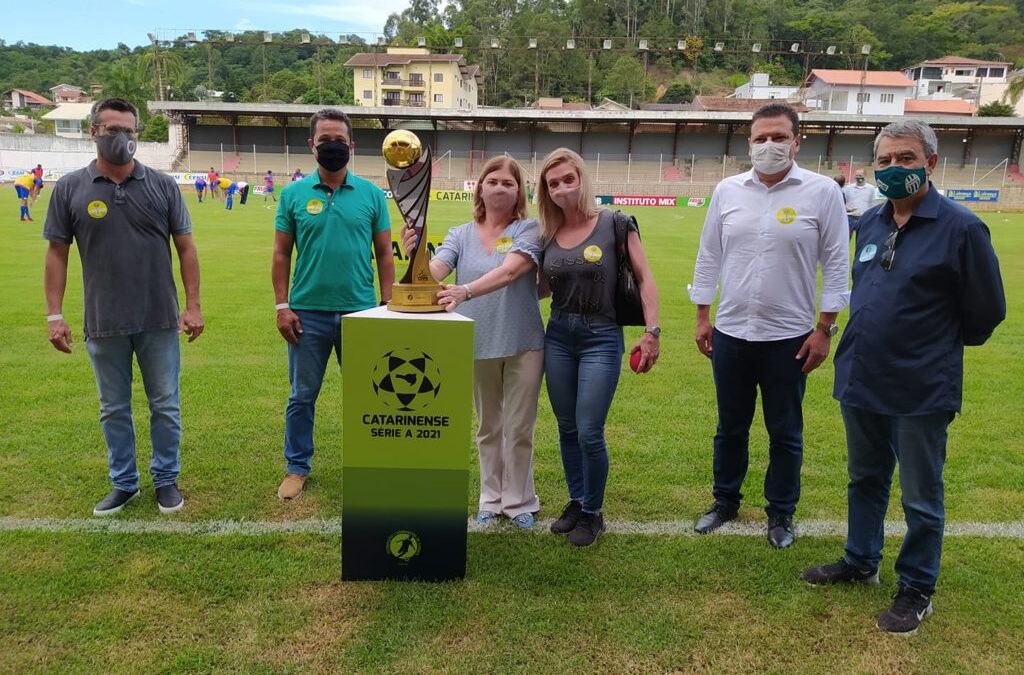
[{"left": 1, "top": 0, "right": 411, "bottom": 51}]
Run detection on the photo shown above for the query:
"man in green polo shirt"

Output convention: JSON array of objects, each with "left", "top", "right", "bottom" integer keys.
[{"left": 272, "top": 108, "right": 395, "bottom": 500}]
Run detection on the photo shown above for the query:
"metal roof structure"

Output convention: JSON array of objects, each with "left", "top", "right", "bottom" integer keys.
[{"left": 148, "top": 101, "right": 1024, "bottom": 131}]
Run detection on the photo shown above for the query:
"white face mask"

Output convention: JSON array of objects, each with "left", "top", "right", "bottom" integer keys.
[
  {"left": 550, "top": 187, "right": 580, "bottom": 211},
  {"left": 750, "top": 140, "right": 794, "bottom": 175}
]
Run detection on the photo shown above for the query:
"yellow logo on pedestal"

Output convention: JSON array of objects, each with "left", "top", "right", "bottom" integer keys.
[
  {"left": 87, "top": 200, "right": 108, "bottom": 219},
  {"left": 306, "top": 199, "right": 324, "bottom": 215},
  {"left": 583, "top": 245, "right": 603, "bottom": 263},
  {"left": 495, "top": 237, "right": 512, "bottom": 254}
]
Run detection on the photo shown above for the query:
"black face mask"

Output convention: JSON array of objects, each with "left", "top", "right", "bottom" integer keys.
[
  {"left": 316, "top": 140, "right": 350, "bottom": 172},
  {"left": 97, "top": 131, "right": 137, "bottom": 166}
]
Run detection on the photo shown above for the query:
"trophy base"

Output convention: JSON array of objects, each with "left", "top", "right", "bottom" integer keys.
[{"left": 388, "top": 283, "right": 446, "bottom": 313}]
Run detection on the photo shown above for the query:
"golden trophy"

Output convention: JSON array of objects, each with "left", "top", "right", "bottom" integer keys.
[{"left": 382, "top": 129, "right": 445, "bottom": 313}]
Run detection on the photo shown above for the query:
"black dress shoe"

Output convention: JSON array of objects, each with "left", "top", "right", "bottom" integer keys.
[
  {"left": 767, "top": 514, "right": 795, "bottom": 549},
  {"left": 694, "top": 502, "right": 738, "bottom": 534}
]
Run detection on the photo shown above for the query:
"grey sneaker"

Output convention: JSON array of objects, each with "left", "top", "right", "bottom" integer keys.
[
  {"left": 802, "top": 559, "right": 880, "bottom": 587},
  {"left": 877, "top": 586, "right": 933, "bottom": 635},
  {"left": 93, "top": 488, "right": 140, "bottom": 516},
  {"left": 155, "top": 484, "right": 184, "bottom": 514}
]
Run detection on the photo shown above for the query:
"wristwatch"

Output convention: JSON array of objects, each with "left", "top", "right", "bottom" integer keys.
[
  {"left": 644, "top": 326, "right": 661, "bottom": 338},
  {"left": 816, "top": 322, "right": 839, "bottom": 338}
]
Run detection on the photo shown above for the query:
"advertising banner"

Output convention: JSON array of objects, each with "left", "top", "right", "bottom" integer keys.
[
  {"left": 611, "top": 195, "right": 678, "bottom": 207},
  {"left": 945, "top": 189, "right": 1000, "bottom": 202}
]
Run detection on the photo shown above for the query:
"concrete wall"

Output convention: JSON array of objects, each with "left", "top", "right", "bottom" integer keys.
[{"left": 0, "top": 132, "right": 175, "bottom": 175}]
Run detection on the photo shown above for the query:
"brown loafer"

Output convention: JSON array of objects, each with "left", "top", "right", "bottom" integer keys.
[{"left": 277, "top": 473, "right": 307, "bottom": 500}]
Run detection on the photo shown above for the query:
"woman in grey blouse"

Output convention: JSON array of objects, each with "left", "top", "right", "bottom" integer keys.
[
  {"left": 536, "top": 147, "right": 661, "bottom": 547},
  {"left": 401, "top": 157, "right": 545, "bottom": 528}
]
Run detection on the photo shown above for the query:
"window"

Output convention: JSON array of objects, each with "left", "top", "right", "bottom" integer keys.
[
  {"left": 362, "top": 69, "right": 372, "bottom": 79},
  {"left": 954, "top": 69, "right": 971, "bottom": 76},
  {"left": 990, "top": 67, "right": 1005, "bottom": 78},
  {"left": 385, "top": 70, "right": 401, "bottom": 81},
  {"left": 880, "top": 93, "right": 894, "bottom": 103},
  {"left": 856, "top": 92, "right": 871, "bottom": 103},
  {"left": 922, "top": 67, "right": 942, "bottom": 79},
  {"left": 363, "top": 90, "right": 372, "bottom": 99},
  {"left": 434, "top": 93, "right": 444, "bottom": 103},
  {"left": 976, "top": 68, "right": 988, "bottom": 78},
  {"left": 434, "top": 73, "right": 443, "bottom": 82},
  {"left": 409, "top": 74, "right": 423, "bottom": 85}
]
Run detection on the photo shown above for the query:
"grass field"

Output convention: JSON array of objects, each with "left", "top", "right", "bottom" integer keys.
[{"left": 2, "top": 188, "right": 1023, "bottom": 673}]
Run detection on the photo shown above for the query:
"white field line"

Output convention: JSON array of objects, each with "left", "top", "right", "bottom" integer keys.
[{"left": 2, "top": 517, "right": 1023, "bottom": 538}]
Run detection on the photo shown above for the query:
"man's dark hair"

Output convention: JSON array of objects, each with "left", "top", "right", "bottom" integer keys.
[
  {"left": 309, "top": 108, "right": 352, "bottom": 140},
  {"left": 751, "top": 102, "right": 800, "bottom": 137},
  {"left": 90, "top": 98, "right": 139, "bottom": 128}
]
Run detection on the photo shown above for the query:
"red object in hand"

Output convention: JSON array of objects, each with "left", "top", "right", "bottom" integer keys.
[{"left": 629, "top": 349, "right": 642, "bottom": 373}]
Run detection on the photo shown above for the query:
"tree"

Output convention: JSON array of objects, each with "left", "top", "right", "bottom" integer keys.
[
  {"left": 598, "top": 55, "right": 650, "bottom": 107},
  {"left": 101, "top": 59, "right": 148, "bottom": 117},
  {"left": 139, "top": 114, "right": 169, "bottom": 141},
  {"left": 660, "top": 82, "right": 694, "bottom": 103},
  {"left": 140, "top": 46, "right": 184, "bottom": 101},
  {"left": 1004, "top": 72, "right": 1024, "bottom": 107},
  {"left": 977, "top": 101, "right": 1016, "bottom": 117}
]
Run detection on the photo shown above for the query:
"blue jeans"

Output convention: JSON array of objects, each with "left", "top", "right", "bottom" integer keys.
[
  {"left": 85, "top": 329, "right": 181, "bottom": 491},
  {"left": 284, "top": 309, "right": 349, "bottom": 475},
  {"left": 710, "top": 328, "right": 808, "bottom": 517},
  {"left": 842, "top": 405, "right": 951, "bottom": 595},
  {"left": 544, "top": 310, "right": 624, "bottom": 514}
]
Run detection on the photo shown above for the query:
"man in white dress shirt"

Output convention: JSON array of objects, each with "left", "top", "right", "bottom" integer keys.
[{"left": 689, "top": 103, "right": 850, "bottom": 548}]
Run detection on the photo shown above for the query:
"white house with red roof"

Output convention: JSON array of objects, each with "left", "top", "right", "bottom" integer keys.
[
  {"left": 902, "top": 56, "right": 1021, "bottom": 115},
  {"left": 2, "top": 89, "right": 52, "bottom": 111},
  {"left": 802, "top": 69, "right": 913, "bottom": 115}
]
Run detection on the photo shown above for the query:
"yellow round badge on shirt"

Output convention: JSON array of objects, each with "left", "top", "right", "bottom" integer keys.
[
  {"left": 583, "top": 245, "right": 603, "bottom": 263},
  {"left": 495, "top": 237, "right": 513, "bottom": 254},
  {"left": 87, "top": 200, "right": 108, "bottom": 219},
  {"left": 776, "top": 207, "right": 797, "bottom": 224},
  {"left": 306, "top": 199, "right": 324, "bottom": 215}
]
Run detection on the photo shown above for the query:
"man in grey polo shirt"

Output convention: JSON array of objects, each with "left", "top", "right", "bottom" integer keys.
[{"left": 43, "top": 98, "right": 204, "bottom": 517}]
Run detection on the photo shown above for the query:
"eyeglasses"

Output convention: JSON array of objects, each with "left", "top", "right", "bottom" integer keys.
[
  {"left": 93, "top": 123, "right": 139, "bottom": 137},
  {"left": 880, "top": 228, "right": 902, "bottom": 271}
]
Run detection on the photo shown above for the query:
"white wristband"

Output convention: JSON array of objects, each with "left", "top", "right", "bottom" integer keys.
[
  {"left": 275, "top": 303, "right": 289, "bottom": 311},
  {"left": 47, "top": 313, "right": 63, "bottom": 322}
]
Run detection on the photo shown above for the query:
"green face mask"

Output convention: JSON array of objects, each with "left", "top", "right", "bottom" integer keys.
[{"left": 875, "top": 166, "right": 927, "bottom": 200}]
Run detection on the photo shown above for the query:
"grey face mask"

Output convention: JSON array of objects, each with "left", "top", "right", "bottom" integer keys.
[{"left": 97, "top": 131, "right": 137, "bottom": 165}]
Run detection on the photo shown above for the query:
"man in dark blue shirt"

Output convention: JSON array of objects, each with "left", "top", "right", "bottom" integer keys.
[{"left": 801, "top": 120, "right": 1005, "bottom": 636}]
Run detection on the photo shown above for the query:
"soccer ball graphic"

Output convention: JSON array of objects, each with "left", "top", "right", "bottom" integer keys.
[{"left": 371, "top": 348, "right": 442, "bottom": 411}]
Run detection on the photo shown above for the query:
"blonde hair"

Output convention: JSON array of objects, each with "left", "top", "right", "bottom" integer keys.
[
  {"left": 536, "top": 148, "right": 601, "bottom": 242},
  {"left": 472, "top": 156, "right": 528, "bottom": 223}
]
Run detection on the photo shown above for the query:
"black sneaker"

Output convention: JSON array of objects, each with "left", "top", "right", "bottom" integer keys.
[
  {"left": 767, "top": 514, "right": 795, "bottom": 549},
  {"left": 802, "top": 558, "right": 880, "bottom": 587},
  {"left": 877, "top": 586, "right": 933, "bottom": 635},
  {"left": 550, "top": 499, "right": 583, "bottom": 534},
  {"left": 567, "top": 511, "right": 605, "bottom": 547},
  {"left": 694, "top": 502, "right": 738, "bottom": 534},
  {"left": 155, "top": 484, "right": 185, "bottom": 514},
  {"left": 93, "top": 488, "right": 140, "bottom": 516}
]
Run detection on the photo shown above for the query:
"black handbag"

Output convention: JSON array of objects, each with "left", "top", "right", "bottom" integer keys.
[{"left": 612, "top": 210, "right": 646, "bottom": 326}]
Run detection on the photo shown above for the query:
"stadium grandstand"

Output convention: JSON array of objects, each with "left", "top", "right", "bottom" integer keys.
[{"left": 150, "top": 101, "right": 1024, "bottom": 206}]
